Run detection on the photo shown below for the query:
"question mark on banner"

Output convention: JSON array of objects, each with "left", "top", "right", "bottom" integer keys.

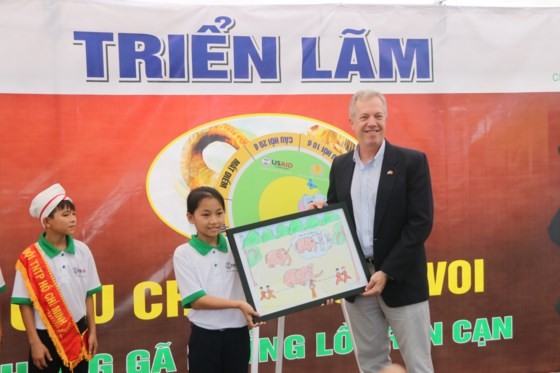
[
  {"left": 197, "top": 16, "right": 235, "bottom": 33},
  {"left": 216, "top": 16, "right": 235, "bottom": 32}
]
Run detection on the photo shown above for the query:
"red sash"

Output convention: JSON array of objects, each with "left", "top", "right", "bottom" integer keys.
[{"left": 16, "top": 244, "right": 91, "bottom": 370}]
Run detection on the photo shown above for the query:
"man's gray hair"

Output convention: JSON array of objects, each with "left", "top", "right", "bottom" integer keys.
[{"left": 349, "top": 90, "right": 388, "bottom": 120}]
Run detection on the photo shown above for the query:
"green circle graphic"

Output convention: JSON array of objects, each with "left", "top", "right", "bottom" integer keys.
[{"left": 229, "top": 149, "right": 330, "bottom": 226}]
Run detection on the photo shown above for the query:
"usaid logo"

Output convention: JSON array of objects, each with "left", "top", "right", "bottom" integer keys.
[{"left": 262, "top": 157, "right": 293, "bottom": 169}]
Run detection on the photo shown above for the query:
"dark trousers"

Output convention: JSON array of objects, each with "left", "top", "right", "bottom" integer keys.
[
  {"left": 28, "top": 317, "right": 89, "bottom": 373},
  {"left": 188, "top": 323, "right": 250, "bottom": 373}
]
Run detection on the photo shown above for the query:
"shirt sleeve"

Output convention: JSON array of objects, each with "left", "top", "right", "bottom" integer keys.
[
  {"left": 173, "top": 246, "right": 206, "bottom": 308},
  {"left": 11, "top": 268, "right": 32, "bottom": 305},
  {"left": 86, "top": 251, "right": 102, "bottom": 296}
]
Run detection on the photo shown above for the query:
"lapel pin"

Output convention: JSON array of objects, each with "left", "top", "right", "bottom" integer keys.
[{"left": 387, "top": 170, "right": 394, "bottom": 175}]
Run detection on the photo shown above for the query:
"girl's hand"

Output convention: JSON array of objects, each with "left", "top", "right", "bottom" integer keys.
[{"left": 238, "top": 301, "right": 266, "bottom": 329}]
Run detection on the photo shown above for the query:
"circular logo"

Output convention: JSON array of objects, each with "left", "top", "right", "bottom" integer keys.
[{"left": 147, "top": 114, "right": 355, "bottom": 236}]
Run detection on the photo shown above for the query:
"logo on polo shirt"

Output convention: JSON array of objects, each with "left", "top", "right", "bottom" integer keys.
[
  {"left": 72, "top": 267, "right": 87, "bottom": 277},
  {"left": 225, "top": 261, "right": 238, "bottom": 273}
]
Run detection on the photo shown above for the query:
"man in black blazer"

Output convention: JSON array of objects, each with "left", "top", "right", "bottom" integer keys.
[{"left": 310, "top": 90, "right": 434, "bottom": 373}]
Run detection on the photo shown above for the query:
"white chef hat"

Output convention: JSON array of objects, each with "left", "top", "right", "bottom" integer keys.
[{"left": 29, "top": 183, "right": 72, "bottom": 227}]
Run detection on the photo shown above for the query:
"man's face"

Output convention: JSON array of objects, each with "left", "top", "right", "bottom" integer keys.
[{"left": 350, "top": 96, "right": 386, "bottom": 151}]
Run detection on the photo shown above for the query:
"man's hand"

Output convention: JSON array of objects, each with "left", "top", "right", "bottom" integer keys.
[
  {"left": 363, "top": 271, "right": 388, "bottom": 296},
  {"left": 321, "top": 298, "right": 336, "bottom": 306},
  {"left": 306, "top": 200, "right": 327, "bottom": 211}
]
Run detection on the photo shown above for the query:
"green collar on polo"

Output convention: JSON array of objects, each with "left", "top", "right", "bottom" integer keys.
[
  {"left": 39, "top": 233, "right": 75, "bottom": 258},
  {"left": 190, "top": 234, "right": 228, "bottom": 255}
]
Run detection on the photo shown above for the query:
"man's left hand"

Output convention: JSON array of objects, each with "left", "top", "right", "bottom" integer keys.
[{"left": 363, "top": 271, "right": 388, "bottom": 296}]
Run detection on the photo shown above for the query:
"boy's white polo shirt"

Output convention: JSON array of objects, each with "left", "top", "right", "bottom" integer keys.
[
  {"left": 11, "top": 234, "right": 102, "bottom": 329},
  {"left": 0, "top": 267, "right": 5, "bottom": 293},
  {"left": 173, "top": 234, "right": 247, "bottom": 330}
]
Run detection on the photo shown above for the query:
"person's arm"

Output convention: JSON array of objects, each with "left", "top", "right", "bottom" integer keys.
[
  {"left": 85, "top": 295, "right": 98, "bottom": 356},
  {"left": 191, "top": 296, "right": 264, "bottom": 328},
  {"left": 20, "top": 304, "right": 52, "bottom": 369}
]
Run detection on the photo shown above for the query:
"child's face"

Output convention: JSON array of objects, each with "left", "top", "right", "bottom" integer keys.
[
  {"left": 187, "top": 197, "right": 225, "bottom": 245},
  {"left": 45, "top": 207, "right": 77, "bottom": 235}
]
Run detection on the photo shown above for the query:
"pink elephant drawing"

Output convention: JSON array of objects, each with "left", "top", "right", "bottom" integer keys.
[
  {"left": 265, "top": 248, "right": 292, "bottom": 268},
  {"left": 295, "top": 236, "right": 317, "bottom": 254},
  {"left": 283, "top": 264, "right": 323, "bottom": 288}
]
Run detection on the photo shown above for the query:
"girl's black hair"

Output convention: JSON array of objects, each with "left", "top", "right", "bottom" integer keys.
[
  {"left": 47, "top": 199, "right": 76, "bottom": 218},
  {"left": 186, "top": 187, "right": 225, "bottom": 214}
]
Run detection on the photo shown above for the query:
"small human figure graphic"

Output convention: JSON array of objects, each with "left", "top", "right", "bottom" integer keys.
[
  {"left": 309, "top": 279, "right": 317, "bottom": 299},
  {"left": 266, "top": 285, "right": 276, "bottom": 299},
  {"left": 340, "top": 266, "right": 352, "bottom": 283},
  {"left": 335, "top": 268, "right": 343, "bottom": 285}
]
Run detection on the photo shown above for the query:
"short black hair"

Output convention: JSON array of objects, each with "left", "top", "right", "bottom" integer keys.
[
  {"left": 186, "top": 187, "right": 225, "bottom": 214},
  {"left": 47, "top": 199, "right": 76, "bottom": 218}
]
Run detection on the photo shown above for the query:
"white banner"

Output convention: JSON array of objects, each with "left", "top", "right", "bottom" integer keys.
[{"left": 1, "top": 0, "right": 560, "bottom": 94}]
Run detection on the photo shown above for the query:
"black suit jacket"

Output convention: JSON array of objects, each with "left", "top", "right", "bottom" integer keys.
[{"left": 327, "top": 141, "right": 434, "bottom": 307}]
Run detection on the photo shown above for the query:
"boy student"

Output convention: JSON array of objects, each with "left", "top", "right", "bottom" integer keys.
[{"left": 11, "top": 183, "right": 102, "bottom": 372}]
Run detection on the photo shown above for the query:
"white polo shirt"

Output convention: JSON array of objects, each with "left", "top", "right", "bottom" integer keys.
[
  {"left": 173, "top": 234, "right": 247, "bottom": 330},
  {"left": 11, "top": 234, "right": 102, "bottom": 330},
  {"left": 0, "top": 267, "right": 6, "bottom": 293}
]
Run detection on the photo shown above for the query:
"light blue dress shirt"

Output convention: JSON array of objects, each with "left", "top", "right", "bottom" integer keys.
[{"left": 350, "top": 140, "right": 386, "bottom": 258}]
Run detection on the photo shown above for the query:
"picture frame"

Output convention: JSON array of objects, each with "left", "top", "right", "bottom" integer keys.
[{"left": 225, "top": 202, "right": 371, "bottom": 321}]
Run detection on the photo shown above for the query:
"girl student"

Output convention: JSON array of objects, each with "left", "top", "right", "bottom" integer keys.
[{"left": 172, "top": 186, "right": 264, "bottom": 373}]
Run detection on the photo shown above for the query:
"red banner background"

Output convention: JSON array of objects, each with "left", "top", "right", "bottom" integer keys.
[{"left": 1, "top": 93, "right": 559, "bottom": 371}]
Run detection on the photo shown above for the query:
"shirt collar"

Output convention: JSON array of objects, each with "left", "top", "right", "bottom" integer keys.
[
  {"left": 189, "top": 234, "right": 228, "bottom": 256},
  {"left": 353, "top": 139, "right": 386, "bottom": 166},
  {"left": 38, "top": 233, "right": 75, "bottom": 258}
]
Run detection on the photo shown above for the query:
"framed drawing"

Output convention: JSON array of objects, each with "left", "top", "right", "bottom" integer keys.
[{"left": 225, "top": 203, "right": 371, "bottom": 321}]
